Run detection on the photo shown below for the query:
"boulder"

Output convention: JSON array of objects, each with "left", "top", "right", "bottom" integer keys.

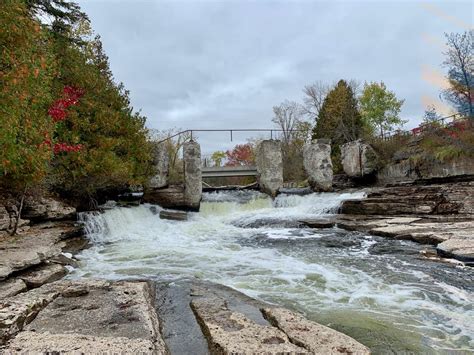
[
  {"left": 303, "top": 139, "right": 333, "bottom": 191},
  {"left": 159, "top": 210, "right": 188, "bottom": 221},
  {"left": 341, "top": 139, "right": 378, "bottom": 178},
  {"left": 256, "top": 140, "right": 283, "bottom": 197},
  {"left": 22, "top": 196, "right": 75, "bottom": 222}
]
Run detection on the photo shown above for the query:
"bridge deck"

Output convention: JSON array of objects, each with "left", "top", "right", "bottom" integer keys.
[{"left": 201, "top": 165, "right": 258, "bottom": 178}]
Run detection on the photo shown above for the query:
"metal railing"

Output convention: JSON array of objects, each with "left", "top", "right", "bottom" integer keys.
[
  {"left": 383, "top": 110, "right": 471, "bottom": 140},
  {"left": 155, "top": 128, "right": 308, "bottom": 144}
]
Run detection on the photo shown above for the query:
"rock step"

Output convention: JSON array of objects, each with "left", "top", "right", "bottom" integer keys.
[
  {"left": 1, "top": 280, "right": 167, "bottom": 353},
  {"left": 155, "top": 280, "right": 370, "bottom": 354}
]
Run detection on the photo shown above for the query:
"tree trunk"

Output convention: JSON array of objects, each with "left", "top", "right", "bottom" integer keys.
[{"left": 9, "top": 187, "right": 27, "bottom": 236}]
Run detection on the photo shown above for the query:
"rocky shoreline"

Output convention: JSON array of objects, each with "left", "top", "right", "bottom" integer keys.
[
  {"left": 301, "top": 181, "right": 474, "bottom": 265},
  {"left": 1, "top": 180, "right": 473, "bottom": 353}
]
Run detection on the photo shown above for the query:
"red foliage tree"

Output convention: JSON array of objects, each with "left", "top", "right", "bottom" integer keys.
[
  {"left": 225, "top": 143, "right": 255, "bottom": 166},
  {"left": 46, "top": 86, "right": 84, "bottom": 153}
]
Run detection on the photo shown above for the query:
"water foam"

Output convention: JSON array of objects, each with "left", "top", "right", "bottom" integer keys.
[{"left": 73, "top": 190, "right": 474, "bottom": 352}]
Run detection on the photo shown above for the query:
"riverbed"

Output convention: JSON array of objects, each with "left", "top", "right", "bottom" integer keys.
[{"left": 72, "top": 190, "right": 474, "bottom": 354}]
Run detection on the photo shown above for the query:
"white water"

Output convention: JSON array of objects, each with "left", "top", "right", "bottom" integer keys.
[{"left": 73, "top": 191, "right": 474, "bottom": 353}]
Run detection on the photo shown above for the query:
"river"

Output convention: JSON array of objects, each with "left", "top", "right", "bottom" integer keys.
[{"left": 72, "top": 190, "right": 474, "bottom": 354}]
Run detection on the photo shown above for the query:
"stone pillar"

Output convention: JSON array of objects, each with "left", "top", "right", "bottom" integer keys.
[
  {"left": 341, "top": 140, "right": 378, "bottom": 178},
  {"left": 256, "top": 140, "right": 283, "bottom": 197},
  {"left": 149, "top": 143, "right": 169, "bottom": 189},
  {"left": 183, "top": 140, "right": 202, "bottom": 211},
  {"left": 303, "top": 139, "right": 333, "bottom": 191}
]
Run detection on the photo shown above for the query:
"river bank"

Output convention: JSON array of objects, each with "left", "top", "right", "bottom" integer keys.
[{"left": 1, "top": 181, "right": 473, "bottom": 353}]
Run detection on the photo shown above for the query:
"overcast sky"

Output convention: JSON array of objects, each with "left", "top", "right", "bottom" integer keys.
[{"left": 77, "top": 0, "right": 472, "bottom": 153}]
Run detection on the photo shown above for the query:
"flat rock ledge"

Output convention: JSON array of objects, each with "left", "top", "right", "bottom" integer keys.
[
  {"left": 157, "top": 279, "right": 370, "bottom": 355},
  {"left": 333, "top": 182, "right": 474, "bottom": 265},
  {"left": 1, "top": 279, "right": 166, "bottom": 353},
  {"left": 0, "top": 279, "right": 371, "bottom": 354}
]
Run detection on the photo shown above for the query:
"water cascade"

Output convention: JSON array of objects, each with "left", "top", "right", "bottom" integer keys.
[{"left": 73, "top": 190, "right": 474, "bottom": 353}]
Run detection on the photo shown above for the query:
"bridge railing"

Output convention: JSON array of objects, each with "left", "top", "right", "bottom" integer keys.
[
  {"left": 154, "top": 128, "right": 308, "bottom": 145},
  {"left": 383, "top": 110, "right": 471, "bottom": 140}
]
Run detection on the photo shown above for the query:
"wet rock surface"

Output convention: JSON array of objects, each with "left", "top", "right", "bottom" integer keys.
[
  {"left": 262, "top": 307, "right": 370, "bottom": 354},
  {"left": 336, "top": 182, "right": 474, "bottom": 264},
  {"left": 155, "top": 279, "right": 369, "bottom": 354}
]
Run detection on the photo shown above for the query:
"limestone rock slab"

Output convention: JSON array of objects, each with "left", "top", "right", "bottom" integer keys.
[
  {"left": 2, "top": 280, "right": 167, "bottom": 353},
  {"left": 22, "top": 196, "right": 75, "bottom": 222},
  {"left": 19, "top": 263, "right": 67, "bottom": 289},
  {"left": 262, "top": 307, "right": 370, "bottom": 354},
  {"left": 191, "top": 296, "right": 306, "bottom": 353},
  {"left": 0, "top": 279, "right": 27, "bottom": 299}
]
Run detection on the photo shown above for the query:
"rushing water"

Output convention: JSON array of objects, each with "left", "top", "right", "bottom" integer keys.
[{"left": 73, "top": 190, "right": 474, "bottom": 354}]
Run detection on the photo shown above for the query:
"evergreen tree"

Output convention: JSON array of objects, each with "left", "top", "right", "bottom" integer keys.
[
  {"left": 312, "top": 80, "right": 365, "bottom": 172},
  {"left": 312, "top": 80, "right": 364, "bottom": 144}
]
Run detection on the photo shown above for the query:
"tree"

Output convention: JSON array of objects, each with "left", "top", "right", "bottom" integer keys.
[
  {"left": 313, "top": 79, "right": 365, "bottom": 143},
  {"left": 359, "top": 81, "right": 405, "bottom": 138},
  {"left": 312, "top": 80, "right": 365, "bottom": 173},
  {"left": 272, "top": 100, "right": 303, "bottom": 144},
  {"left": 442, "top": 31, "right": 473, "bottom": 117},
  {"left": 226, "top": 144, "right": 254, "bottom": 166},
  {"left": 423, "top": 105, "right": 442, "bottom": 123},
  {"left": 302, "top": 82, "right": 330, "bottom": 122},
  {"left": 211, "top": 151, "right": 226, "bottom": 167}
]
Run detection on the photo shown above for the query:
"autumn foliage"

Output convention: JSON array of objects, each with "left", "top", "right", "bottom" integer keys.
[
  {"left": 0, "top": 0, "right": 153, "bottom": 200},
  {"left": 225, "top": 144, "right": 255, "bottom": 166}
]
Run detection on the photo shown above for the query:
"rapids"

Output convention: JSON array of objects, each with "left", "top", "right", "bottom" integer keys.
[{"left": 72, "top": 190, "right": 474, "bottom": 354}]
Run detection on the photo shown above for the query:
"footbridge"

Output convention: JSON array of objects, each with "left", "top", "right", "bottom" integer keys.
[
  {"left": 201, "top": 165, "right": 258, "bottom": 178},
  {"left": 145, "top": 128, "right": 306, "bottom": 211}
]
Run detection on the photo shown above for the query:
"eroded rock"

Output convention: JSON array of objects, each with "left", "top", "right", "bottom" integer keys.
[
  {"left": 0, "top": 279, "right": 27, "bottom": 299},
  {"left": 262, "top": 307, "right": 370, "bottom": 354},
  {"left": 191, "top": 296, "right": 305, "bottom": 353},
  {"left": 22, "top": 196, "right": 75, "bottom": 222},
  {"left": 19, "top": 264, "right": 67, "bottom": 289}
]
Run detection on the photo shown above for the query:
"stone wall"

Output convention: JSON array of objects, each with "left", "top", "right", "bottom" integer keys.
[
  {"left": 183, "top": 140, "right": 202, "bottom": 210},
  {"left": 302, "top": 139, "right": 333, "bottom": 191},
  {"left": 255, "top": 140, "right": 283, "bottom": 197},
  {"left": 377, "top": 156, "right": 474, "bottom": 185}
]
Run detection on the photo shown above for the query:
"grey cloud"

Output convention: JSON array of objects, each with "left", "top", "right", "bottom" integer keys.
[{"left": 78, "top": 0, "right": 472, "bottom": 153}]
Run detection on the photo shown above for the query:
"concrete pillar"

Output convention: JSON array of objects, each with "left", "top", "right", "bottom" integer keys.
[
  {"left": 149, "top": 143, "right": 169, "bottom": 189},
  {"left": 341, "top": 140, "right": 378, "bottom": 178},
  {"left": 256, "top": 140, "right": 283, "bottom": 197},
  {"left": 183, "top": 140, "right": 202, "bottom": 211},
  {"left": 303, "top": 139, "right": 333, "bottom": 191}
]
